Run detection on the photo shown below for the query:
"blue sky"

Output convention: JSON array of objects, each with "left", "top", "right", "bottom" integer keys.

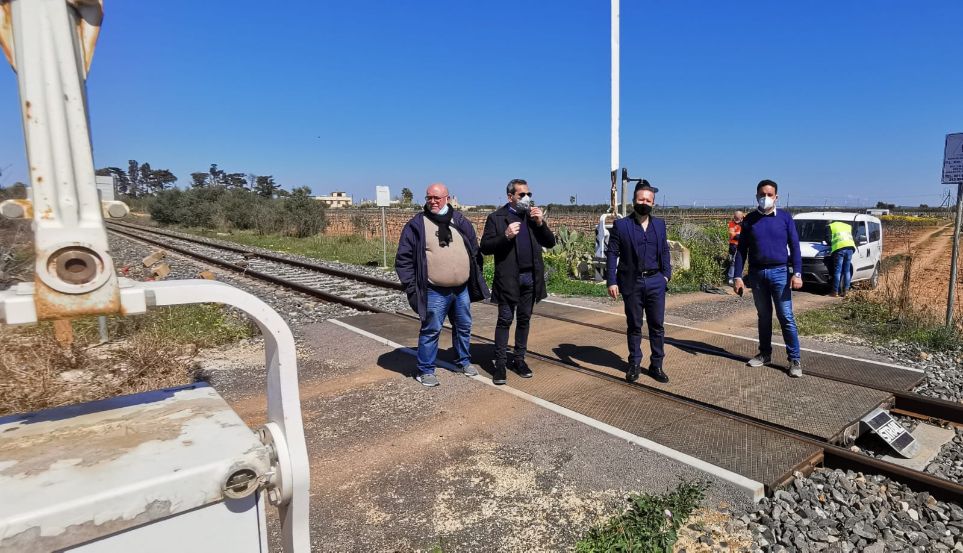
[{"left": 1, "top": 1, "right": 961, "bottom": 207}]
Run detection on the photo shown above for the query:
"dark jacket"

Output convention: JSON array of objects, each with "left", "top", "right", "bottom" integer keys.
[
  {"left": 395, "top": 211, "right": 490, "bottom": 322},
  {"left": 605, "top": 215, "right": 672, "bottom": 291},
  {"left": 480, "top": 205, "right": 556, "bottom": 304}
]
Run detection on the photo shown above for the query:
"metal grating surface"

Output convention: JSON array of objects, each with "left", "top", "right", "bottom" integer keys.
[
  {"left": 530, "top": 301, "right": 924, "bottom": 391},
  {"left": 465, "top": 304, "right": 889, "bottom": 440},
  {"left": 338, "top": 313, "right": 822, "bottom": 489}
]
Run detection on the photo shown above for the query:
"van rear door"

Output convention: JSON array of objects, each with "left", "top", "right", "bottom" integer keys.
[{"left": 852, "top": 219, "right": 874, "bottom": 279}]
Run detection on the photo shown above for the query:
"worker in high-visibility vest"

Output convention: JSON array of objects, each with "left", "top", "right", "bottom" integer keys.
[{"left": 828, "top": 220, "right": 856, "bottom": 297}]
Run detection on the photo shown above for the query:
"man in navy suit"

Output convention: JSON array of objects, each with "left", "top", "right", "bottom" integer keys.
[{"left": 606, "top": 181, "right": 673, "bottom": 383}]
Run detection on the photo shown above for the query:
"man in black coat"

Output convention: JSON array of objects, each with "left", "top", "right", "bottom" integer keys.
[{"left": 480, "top": 179, "right": 556, "bottom": 384}]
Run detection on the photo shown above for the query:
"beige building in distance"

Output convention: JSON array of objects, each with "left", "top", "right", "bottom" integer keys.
[{"left": 315, "top": 191, "right": 353, "bottom": 208}]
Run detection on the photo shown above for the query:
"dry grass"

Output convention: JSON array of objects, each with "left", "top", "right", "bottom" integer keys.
[
  {"left": 0, "top": 220, "right": 32, "bottom": 289},
  {"left": 0, "top": 326, "right": 195, "bottom": 417},
  {"left": 0, "top": 305, "right": 253, "bottom": 417}
]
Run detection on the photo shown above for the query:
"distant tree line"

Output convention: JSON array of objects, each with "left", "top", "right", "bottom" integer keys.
[
  {"left": 149, "top": 184, "right": 325, "bottom": 238},
  {"left": 96, "top": 160, "right": 176, "bottom": 197},
  {"left": 96, "top": 161, "right": 284, "bottom": 199}
]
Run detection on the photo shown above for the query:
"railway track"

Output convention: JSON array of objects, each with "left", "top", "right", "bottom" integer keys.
[
  {"left": 107, "top": 221, "right": 404, "bottom": 314},
  {"left": 107, "top": 220, "right": 963, "bottom": 503}
]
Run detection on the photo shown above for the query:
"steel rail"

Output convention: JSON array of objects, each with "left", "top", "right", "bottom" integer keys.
[
  {"left": 107, "top": 221, "right": 403, "bottom": 291},
  {"left": 106, "top": 225, "right": 387, "bottom": 314},
  {"left": 531, "top": 310, "right": 963, "bottom": 426}
]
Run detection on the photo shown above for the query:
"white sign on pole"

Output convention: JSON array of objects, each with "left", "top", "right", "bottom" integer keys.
[
  {"left": 943, "top": 133, "right": 963, "bottom": 184},
  {"left": 376, "top": 186, "right": 391, "bottom": 207}
]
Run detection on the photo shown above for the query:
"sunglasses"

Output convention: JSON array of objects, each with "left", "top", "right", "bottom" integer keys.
[
  {"left": 425, "top": 195, "right": 448, "bottom": 201},
  {"left": 516, "top": 192, "right": 532, "bottom": 198}
]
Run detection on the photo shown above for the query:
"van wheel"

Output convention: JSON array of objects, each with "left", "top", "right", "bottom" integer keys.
[{"left": 868, "top": 264, "right": 880, "bottom": 289}]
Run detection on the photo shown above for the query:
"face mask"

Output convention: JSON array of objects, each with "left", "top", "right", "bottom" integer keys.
[
  {"left": 516, "top": 195, "right": 532, "bottom": 214},
  {"left": 757, "top": 196, "right": 775, "bottom": 211},
  {"left": 634, "top": 203, "right": 653, "bottom": 217},
  {"left": 424, "top": 203, "right": 449, "bottom": 215}
]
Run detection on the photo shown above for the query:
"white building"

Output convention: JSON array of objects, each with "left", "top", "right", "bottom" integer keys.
[{"left": 315, "top": 191, "right": 353, "bottom": 208}]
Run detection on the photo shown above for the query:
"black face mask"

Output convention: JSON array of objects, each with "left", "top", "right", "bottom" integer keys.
[{"left": 634, "top": 203, "right": 653, "bottom": 217}]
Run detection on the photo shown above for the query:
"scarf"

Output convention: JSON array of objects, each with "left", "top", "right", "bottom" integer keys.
[{"left": 424, "top": 204, "right": 454, "bottom": 247}]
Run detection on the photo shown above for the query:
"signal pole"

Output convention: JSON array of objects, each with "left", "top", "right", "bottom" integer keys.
[
  {"left": 610, "top": 0, "right": 619, "bottom": 216},
  {"left": 947, "top": 181, "right": 963, "bottom": 327}
]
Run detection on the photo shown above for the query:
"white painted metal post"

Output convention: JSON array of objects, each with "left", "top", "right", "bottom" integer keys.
[
  {"left": 381, "top": 206, "right": 387, "bottom": 268},
  {"left": 610, "top": 0, "right": 619, "bottom": 216},
  {"left": 2, "top": 0, "right": 120, "bottom": 320},
  {"left": 947, "top": 181, "right": 963, "bottom": 327}
]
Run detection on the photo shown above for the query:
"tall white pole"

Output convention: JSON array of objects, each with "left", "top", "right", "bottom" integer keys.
[{"left": 610, "top": 0, "right": 620, "bottom": 215}]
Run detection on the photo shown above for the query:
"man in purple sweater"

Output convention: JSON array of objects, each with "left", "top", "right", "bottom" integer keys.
[{"left": 732, "top": 179, "right": 804, "bottom": 377}]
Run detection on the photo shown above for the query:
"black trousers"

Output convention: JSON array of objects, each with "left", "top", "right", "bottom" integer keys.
[
  {"left": 494, "top": 272, "right": 535, "bottom": 365},
  {"left": 623, "top": 273, "right": 667, "bottom": 368}
]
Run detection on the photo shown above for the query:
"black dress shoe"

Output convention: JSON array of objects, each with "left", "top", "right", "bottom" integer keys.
[
  {"left": 649, "top": 366, "right": 669, "bottom": 383},
  {"left": 492, "top": 363, "right": 507, "bottom": 385},
  {"left": 512, "top": 358, "right": 533, "bottom": 378},
  {"left": 625, "top": 364, "right": 641, "bottom": 383}
]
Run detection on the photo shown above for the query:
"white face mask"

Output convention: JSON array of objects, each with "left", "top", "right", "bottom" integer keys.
[
  {"left": 757, "top": 196, "right": 775, "bottom": 212},
  {"left": 516, "top": 195, "right": 532, "bottom": 213},
  {"left": 436, "top": 204, "right": 449, "bottom": 215}
]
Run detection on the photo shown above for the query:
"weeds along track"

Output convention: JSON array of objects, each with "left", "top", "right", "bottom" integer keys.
[{"left": 106, "top": 222, "right": 405, "bottom": 313}]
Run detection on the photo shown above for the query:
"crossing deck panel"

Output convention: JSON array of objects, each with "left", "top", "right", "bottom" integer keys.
[{"left": 339, "top": 313, "right": 823, "bottom": 491}]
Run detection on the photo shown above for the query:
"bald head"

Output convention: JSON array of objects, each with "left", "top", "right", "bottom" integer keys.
[
  {"left": 425, "top": 183, "right": 449, "bottom": 214},
  {"left": 734, "top": 210, "right": 745, "bottom": 222}
]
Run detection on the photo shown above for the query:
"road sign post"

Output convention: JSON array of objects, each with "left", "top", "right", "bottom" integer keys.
[
  {"left": 943, "top": 133, "right": 963, "bottom": 327},
  {"left": 376, "top": 186, "right": 391, "bottom": 268}
]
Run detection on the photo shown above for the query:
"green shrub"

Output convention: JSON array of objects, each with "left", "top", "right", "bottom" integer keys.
[
  {"left": 575, "top": 480, "right": 708, "bottom": 553},
  {"left": 148, "top": 189, "right": 184, "bottom": 225},
  {"left": 666, "top": 221, "right": 728, "bottom": 291},
  {"left": 551, "top": 226, "right": 596, "bottom": 278},
  {"left": 147, "top": 186, "right": 327, "bottom": 238}
]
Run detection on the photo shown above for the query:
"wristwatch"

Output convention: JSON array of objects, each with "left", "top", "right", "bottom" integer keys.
[{"left": 793, "top": 272, "right": 802, "bottom": 278}]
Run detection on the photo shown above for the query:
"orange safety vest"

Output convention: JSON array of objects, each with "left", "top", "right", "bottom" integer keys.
[{"left": 728, "top": 220, "right": 742, "bottom": 245}]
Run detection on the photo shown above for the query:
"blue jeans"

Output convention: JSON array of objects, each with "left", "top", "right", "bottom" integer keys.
[
  {"left": 417, "top": 285, "right": 472, "bottom": 374},
  {"left": 750, "top": 266, "right": 801, "bottom": 361},
  {"left": 833, "top": 247, "right": 854, "bottom": 294},
  {"left": 726, "top": 244, "right": 738, "bottom": 281}
]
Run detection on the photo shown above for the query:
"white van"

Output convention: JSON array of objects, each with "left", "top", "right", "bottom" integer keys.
[{"left": 793, "top": 211, "right": 883, "bottom": 290}]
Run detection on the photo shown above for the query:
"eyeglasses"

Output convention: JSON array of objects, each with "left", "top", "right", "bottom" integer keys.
[
  {"left": 425, "top": 195, "right": 448, "bottom": 202},
  {"left": 516, "top": 192, "right": 532, "bottom": 198}
]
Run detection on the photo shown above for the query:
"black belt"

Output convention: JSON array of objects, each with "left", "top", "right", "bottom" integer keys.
[{"left": 640, "top": 269, "right": 660, "bottom": 277}]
